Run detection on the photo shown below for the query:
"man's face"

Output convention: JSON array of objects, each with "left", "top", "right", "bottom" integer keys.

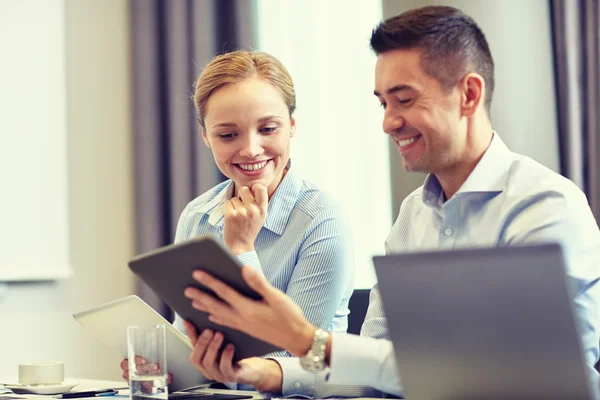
[{"left": 374, "top": 49, "right": 467, "bottom": 174}]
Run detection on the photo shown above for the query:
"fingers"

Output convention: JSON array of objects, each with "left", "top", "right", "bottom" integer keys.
[
  {"left": 134, "top": 355, "right": 146, "bottom": 365},
  {"left": 188, "top": 272, "right": 247, "bottom": 310},
  {"left": 189, "top": 329, "right": 214, "bottom": 378},
  {"left": 252, "top": 184, "right": 268, "bottom": 212},
  {"left": 120, "top": 359, "right": 128, "bottom": 371},
  {"left": 219, "top": 344, "right": 237, "bottom": 382},
  {"left": 241, "top": 265, "right": 280, "bottom": 303},
  {"left": 167, "top": 373, "right": 172, "bottom": 385},
  {"left": 224, "top": 200, "right": 234, "bottom": 216},
  {"left": 230, "top": 197, "right": 243, "bottom": 210},
  {"left": 188, "top": 329, "right": 227, "bottom": 382},
  {"left": 183, "top": 320, "right": 198, "bottom": 345},
  {"left": 238, "top": 186, "right": 255, "bottom": 206},
  {"left": 201, "top": 332, "right": 224, "bottom": 372}
]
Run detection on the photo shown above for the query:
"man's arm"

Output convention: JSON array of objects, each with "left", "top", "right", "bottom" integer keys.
[
  {"left": 503, "top": 189, "right": 600, "bottom": 369},
  {"left": 185, "top": 268, "right": 404, "bottom": 397}
]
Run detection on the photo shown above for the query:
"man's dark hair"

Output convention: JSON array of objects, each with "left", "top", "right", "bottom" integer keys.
[{"left": 370, "top": 6, "right": 495, "bottom": 114}]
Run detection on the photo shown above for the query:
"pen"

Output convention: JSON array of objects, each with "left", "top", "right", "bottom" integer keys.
[{"left": 54, "top": 389, "right": 117, "bottom": 399}]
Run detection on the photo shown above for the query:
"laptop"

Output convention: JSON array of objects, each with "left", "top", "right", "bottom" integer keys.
[{"left": 373, "top": 244, "right": 598, "bottom": 400}]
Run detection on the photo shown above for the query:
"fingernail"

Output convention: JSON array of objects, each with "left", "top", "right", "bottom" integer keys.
[
  {"left": 201, "top": 329, "right": 212, "bottom": 339},
  {"left": 184, "top": 288, "right": 194, "bottom": 298},
  {"left": 193, "top": 271, "right": 205, "bottom": 281},
  {"left": 214, "top": 332, "right": 222, "bottom": 342}
]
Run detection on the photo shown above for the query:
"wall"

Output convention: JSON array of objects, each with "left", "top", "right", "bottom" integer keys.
[
  {"left": 0, "top": 0, "right": 135, "bottom": 380},
  {"left": 383, "top": 0, "right": 560, "bottom": 217}
]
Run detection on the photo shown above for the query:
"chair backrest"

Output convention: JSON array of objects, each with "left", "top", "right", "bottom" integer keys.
[{"left": 347, "top": 289, "right": 371, "bottom": 335}]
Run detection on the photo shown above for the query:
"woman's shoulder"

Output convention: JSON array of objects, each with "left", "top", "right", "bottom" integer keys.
[
  {"left": 180, "top": 180, "right": 232, "bottom": 215},
  {"left": 295, "top": 179, "right": 344, "bottom": 220}
]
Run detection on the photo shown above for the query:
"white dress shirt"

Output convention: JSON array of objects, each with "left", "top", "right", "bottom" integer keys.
[{"left": 275, "top": 132, "right": 600, "bottom": 397}]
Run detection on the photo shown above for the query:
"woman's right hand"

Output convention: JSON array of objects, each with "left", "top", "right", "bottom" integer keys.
[
  {"left": 119, "top": 357, "right": 172, "bottom": 385},
  {"left": 222, "top": 184, "right": 268, "bottom": 255}
]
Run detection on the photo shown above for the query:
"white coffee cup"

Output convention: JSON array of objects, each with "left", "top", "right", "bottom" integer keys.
[{"left": 18, "top": 362, "right": 64, "bottom": 386}]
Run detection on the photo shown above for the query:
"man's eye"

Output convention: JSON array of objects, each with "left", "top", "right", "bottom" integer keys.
[
  {"left": 379, "top": 103, "right": 387, "bottom": 109},
  {"left": 398, "top": 99, "right": 412, "bottom": 104}
]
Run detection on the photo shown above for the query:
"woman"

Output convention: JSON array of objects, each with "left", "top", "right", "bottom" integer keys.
[{"left": 121, "top": 51, "right": 355, "bottom": 383}]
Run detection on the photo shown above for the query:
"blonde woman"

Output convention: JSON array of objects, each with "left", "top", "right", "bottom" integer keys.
[{"left": 121, "top": 51, "right": 355, "bottom": 384}]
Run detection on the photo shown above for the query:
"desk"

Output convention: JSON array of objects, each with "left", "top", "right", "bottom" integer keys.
[
  {"left": 0, "top": 379, "right": 263, "bottom": 400},
  {"left": 1, "top": 378, "right": 384, "bottom": 400}
]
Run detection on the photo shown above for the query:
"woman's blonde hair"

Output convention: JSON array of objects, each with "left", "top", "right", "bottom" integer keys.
[{"left": 193, "top": 51, "right": 296, "bottom": 129}]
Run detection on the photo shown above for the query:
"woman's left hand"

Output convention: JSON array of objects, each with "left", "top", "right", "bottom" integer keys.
[{"left": 222, "top": 184, "right": 268, "bottom": 255}]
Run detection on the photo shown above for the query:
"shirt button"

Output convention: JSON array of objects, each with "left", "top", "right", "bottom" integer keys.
[
  {"left": 294, "top": 382, "right": 302, "bottom": 389},
  {"left": 444, "top": 228, "right": 453, "bottom": 236}
]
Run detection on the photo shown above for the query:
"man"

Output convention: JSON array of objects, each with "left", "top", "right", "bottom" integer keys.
[{"left": 182, "top": 5, "right": 600, "bottom": 397}]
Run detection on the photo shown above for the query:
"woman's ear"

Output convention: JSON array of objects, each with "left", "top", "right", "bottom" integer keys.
[
  {"left": 201, "top": 128, "right": 211, "bottom": 148},
  {"left": 290, "top": 116, "right": 296, "bottom": 138}
]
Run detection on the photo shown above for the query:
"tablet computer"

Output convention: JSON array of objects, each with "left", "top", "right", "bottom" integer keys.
[
  {"left": 73, "top": 295, "right": 209, "bottom": 391},
  {"left": 128, "top": 236, "right": 281, "bottom": 361}
]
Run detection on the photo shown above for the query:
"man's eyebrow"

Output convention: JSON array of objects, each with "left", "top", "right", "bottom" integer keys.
[{"left": 374, "top": 84, "right": 414, "bottom": 97}]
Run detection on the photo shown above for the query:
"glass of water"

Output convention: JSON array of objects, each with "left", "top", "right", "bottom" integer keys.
[{"left": 127, "top": 325, "right": 168, "bottom": 400}]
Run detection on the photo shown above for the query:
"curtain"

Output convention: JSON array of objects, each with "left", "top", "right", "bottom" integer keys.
[
  {"left": 550, "top": 0, "right": 600, "bottom": 220},
  {"left": 129, "top": 0, "right": 254, "bottom": 316}
]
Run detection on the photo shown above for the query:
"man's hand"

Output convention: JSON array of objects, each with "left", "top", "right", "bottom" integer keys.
[
  {"left": 184, "top": 266, "right": 316, "bottom": 357},
  {"left": 223, "top": 184, "right": 268, "bottom": 255},
  {"left": 183, "top": 321, "right": 283, "bottom": 392},
  {"left": 119, "top": 357, "right": 172, "bottom": 385}
]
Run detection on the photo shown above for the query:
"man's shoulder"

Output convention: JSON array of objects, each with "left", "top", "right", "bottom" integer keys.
[{"left": 505, "top": 154, "right": 585, "bottom": 203}]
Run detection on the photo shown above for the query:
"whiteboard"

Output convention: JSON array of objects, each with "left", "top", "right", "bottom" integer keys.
[{"left": 0, "top": 0, "right": 71, "bottom": 281}]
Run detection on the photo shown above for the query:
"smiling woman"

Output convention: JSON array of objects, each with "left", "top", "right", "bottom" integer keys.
[{"left": 120, "top": 51, "right": 356, "bottom": 385}]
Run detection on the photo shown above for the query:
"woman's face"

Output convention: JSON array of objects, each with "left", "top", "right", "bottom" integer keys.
[{"left": 202, "top": 77, "right": 295, "bottom": 197}]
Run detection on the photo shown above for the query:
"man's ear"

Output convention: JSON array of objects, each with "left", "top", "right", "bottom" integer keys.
[
  {"left": 290, "top": 116, "right": 296, "bottom": 138},
  {"left": 460, "top": 73, "right": 485, "bottom": 117},
  {"left": 201, "top": 128, "right": 211, "bottom": 148}
]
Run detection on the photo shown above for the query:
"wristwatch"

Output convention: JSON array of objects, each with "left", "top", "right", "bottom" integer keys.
[{"left": 299, "top": 328, "right": 330, "bottom": 373}]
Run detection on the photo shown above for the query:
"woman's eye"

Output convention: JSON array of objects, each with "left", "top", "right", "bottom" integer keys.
[
  {"left": 260, "top": 126, "right": 278, "bottom": 134},
  {"left": 219, "top": 133, "right": 237, "bottom": 140}
]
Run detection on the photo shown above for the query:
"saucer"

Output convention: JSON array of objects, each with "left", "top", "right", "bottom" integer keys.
[{"left": 5, "top": 380, "right": 78, "bottom": 395}]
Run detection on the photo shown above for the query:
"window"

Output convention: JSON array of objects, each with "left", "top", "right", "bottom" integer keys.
[
  {"left": 254, "top": 0, "right": 391, "bottom": 288},
  {"left": 0, "top": 0, "right": 71, "bottom": 281}
]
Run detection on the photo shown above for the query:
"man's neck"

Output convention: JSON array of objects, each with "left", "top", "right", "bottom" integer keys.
[{"left": 436, "top": 124, "right": 494, "bottom": 201}]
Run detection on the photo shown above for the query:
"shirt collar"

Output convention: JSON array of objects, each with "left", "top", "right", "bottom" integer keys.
[
  {"left": 196, "top": 162, "right": 302, "bottom": 235},
  {"left": 422, "top": 131, "right": 513, "bottom": 208},
  {"left": 263, "top": 163, "right": 303, "bottom": 235}
]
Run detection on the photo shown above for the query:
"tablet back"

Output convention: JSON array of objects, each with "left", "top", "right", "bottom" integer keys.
[
  {"left": 128, "top": 236, "right": 282, "bottom": 361},
  {"left": 73, "top": 295, "right": 209, "bottom": 390}
]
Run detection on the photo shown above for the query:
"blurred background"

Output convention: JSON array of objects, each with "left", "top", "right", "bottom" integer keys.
[{"left": 0, "top": 0, "right": 598, "bottom": 381}]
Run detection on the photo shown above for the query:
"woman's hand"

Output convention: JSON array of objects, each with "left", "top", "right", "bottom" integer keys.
[
  {"left": 183, "top": 321, "right": 283, "bottom": 392},
  {"left": 119, "top": 357, "right": 172, "bottom": 385},
  {"left": 184, "top": 266, "right": 316, "bottom": 357},
  {"left": 223, "top": 184, "right": 268, "bottom": 255}
]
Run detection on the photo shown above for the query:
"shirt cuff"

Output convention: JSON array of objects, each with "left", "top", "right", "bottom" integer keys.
[
  {"left": 270, "top": 357, "right": 326, "bottom": 397},
  {"left": 328, "top": 333, "right": 388, "bottom": 386},
  {"left": 235, "top": 251, "right": 264, "bottom": 275}
]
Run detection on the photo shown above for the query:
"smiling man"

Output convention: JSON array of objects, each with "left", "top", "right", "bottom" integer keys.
[{"left": 182, "top": 5, "right": 600, "bottom": 397}]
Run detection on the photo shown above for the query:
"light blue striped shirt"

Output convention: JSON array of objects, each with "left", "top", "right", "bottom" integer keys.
[
  {"left": 278, "top": 132, "right": 600, "bottom": 397},
  {"left": 172, "top": 164, "right": 355, "bottom": 344}
]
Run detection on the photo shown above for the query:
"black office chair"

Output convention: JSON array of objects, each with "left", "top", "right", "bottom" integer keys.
[{"left": 347, "top": 289, "right": 371, "bottom": 335}]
